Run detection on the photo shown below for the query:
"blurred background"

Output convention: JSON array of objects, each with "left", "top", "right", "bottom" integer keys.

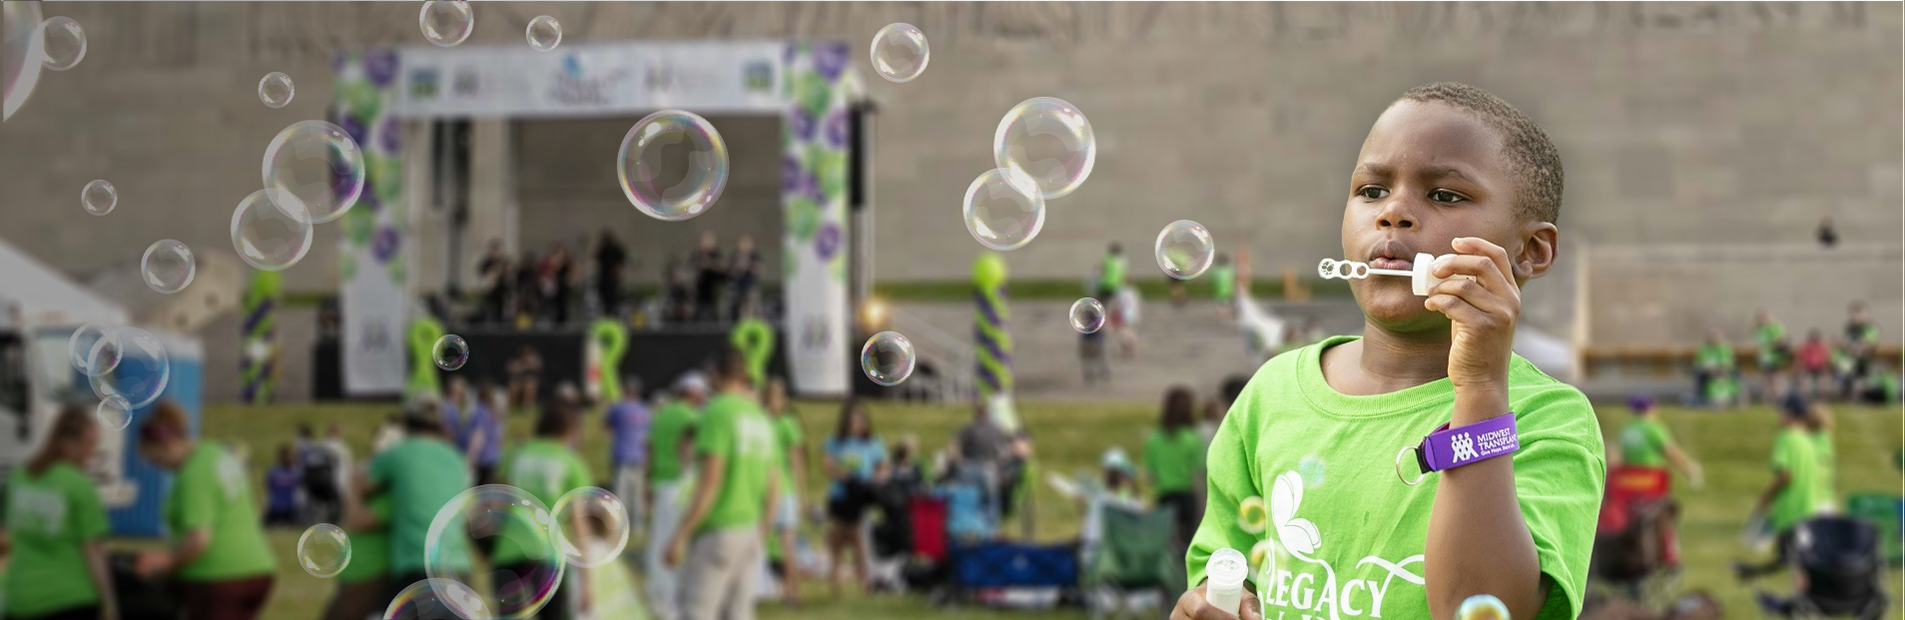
[{"left": 0, "top": 2, "right": 1899, "bottom": 620}]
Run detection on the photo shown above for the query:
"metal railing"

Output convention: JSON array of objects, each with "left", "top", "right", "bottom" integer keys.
[{"left": 888, "top": 306, "right": 977, "bottom": 404}]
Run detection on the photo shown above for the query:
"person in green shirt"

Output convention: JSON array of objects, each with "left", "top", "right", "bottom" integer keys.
[
  {"left": 1098, "top": 242, "right": 1126, "bottom": 299},
  {"left": 494, "top": 404, "right": 596, "bottom": 620},
  {"left": 135, "top": 401, "right": 276, "bottom": 620},
  {"left": 1804, "top": 401, "right": 1837, "bottom": 516},
  {"left": 645, "top": 372, "right": 708, "bottom": 620},
  {"left": 1210, "top": 253, "right": 1236, "bottom": 305},
  {"left": 322, "top": 481, "right": 392, "bottom": 620},
  {"left": 763, "top": 377, "right": 806, "bottom": 604},
  {"left": 1752, "top": 309, "right": 1790, "bottom": 405},
  {"left": 1611, "top": 395, "right": 1703, "bottom": 485},
  {"left": 1177, "top": 84, "right": 1605, "bottom": 620},
  {"left": 5, "top": 406, "right": 117, "bottom": 620},
  {"left": 665, "top": 348, "right": 782, "bottom": 620},
  {"left": 1694, "top": 328, "right": 1737, "bottom": 409},
  {"left": 1143, "top": 386, "right": 1206, "bottom": 551},
  {"left": 361, "top": 402, "right": 474, "bottom": 611},
  {"left": 1735, "top": 396, "right": 1823, "bottom": 580}
]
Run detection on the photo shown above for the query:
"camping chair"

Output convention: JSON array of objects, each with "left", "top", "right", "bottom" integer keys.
[
  {"left": 1084, "top": 504, "right": 1180, "bottom": 620},
  {"left": 1755, "top": 516, "right": 1890, "bottom": 619},
  {"left": 1844, "top": 493, "right": 1902, "bottom": 568},
  {"left": 1592, "top": 467, "right": 1680, "bottom": 604}
]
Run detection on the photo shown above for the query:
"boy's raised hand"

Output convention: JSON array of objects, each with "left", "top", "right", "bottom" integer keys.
[
  {"left": 1171, "top": 582, "right": 1263, "bottom": 620},
  {"left": 1425, "top": 237, "right": 1522, "bottom": 392}
]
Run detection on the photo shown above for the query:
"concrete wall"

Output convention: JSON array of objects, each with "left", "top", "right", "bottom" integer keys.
[{"left": 2, "top": 2, "right": 1897, "bottom": 332}]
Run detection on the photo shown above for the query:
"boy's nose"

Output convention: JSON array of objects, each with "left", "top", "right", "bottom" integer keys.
[{"left": 1376, "top": 200, "right": 1418, "bottom": 229}]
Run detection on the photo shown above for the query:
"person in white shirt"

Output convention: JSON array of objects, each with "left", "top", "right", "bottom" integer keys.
[
  {"left": 322, "top": 423, "right": 352, "bottom": 496},
  {"left": 1114, "top": 276, "right": 1142, "bottom": 359}
]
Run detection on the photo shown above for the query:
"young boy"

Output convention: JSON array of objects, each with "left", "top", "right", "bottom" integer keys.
[
  {"left": 1734, "top": 396, "right": 1821, "bottom": 580},
  {"left": 1176, "top": 83, "right": 1604, "bottom": 620},
  {"left": 1611, "top": 396, "right": 1702, "bottom": 486}
]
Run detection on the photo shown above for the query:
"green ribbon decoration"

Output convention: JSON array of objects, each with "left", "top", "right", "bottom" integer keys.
[
  {"left": 731, "top": 318, "right": 775, "bottom": 388},
  {"left": 407, "top": 316, "right": 445, "bottom": 400},
  {"left": 592, "top": 319, "right": 629, "bottom": 402}
]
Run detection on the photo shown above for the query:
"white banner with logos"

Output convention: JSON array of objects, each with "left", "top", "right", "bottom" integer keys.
[
  {"left": 390, "top": 42, "right": 786, "bottom": 118},
  {"left": 336, "top": 52, "right": 410, "bottom": 396}
]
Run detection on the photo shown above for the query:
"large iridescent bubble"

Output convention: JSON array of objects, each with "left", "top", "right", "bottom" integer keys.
[
  {"left": 617, "top": 110, "right": 729, "bottom": 221},
  {"left": 89, "top": 328, "right": 169, "bottom": 409},
  {"left": 263, "top": 120, "right": 366, "bottom": 224},
  {"left": 425, "top": 485, "right": 564, "bottom": 619},
  {"left": 2, "top": 1, "right": 43, "bottom": 121},
  {"left": 993, "top": 97, "right": 1096, "bottom": 200}
]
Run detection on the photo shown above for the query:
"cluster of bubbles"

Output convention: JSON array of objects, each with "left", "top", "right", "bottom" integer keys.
[
  {"left": 141, "top": 240, "right": 196, "bottom": 294},
  {"left": 224, "top": 119, "right": 364, "bottom": 275},
  {"left": 962, "top": 168, "right": 1044, "bottom": 251},
  {"left": 860, "top": 331, "right": 916, "bottom": 387},
  {"left": 258, "top": 72, "right": 295, "bottom": 108},
  {"left": 959, "top": 97, "right": 1097, "bottom": 252},
  {"left": 424, "top": 485, "right": 566, "bottom": 619},
  {"left": 3, "top": 4, "right": 86, "bottom": 121},
  {"left": 420, "top": 1, "right": 475, "bottom": 48},
  {"left": 81, "top": 179, "right": 115, "bottom": 215},
  {"left": 526, "top": 15, "right": 561, "bottom": 52},
  {"left": 1155, "top": 219, "right": 1214, "bottom": 280},
  {"left": 1069, "top": 298, "right": 1105, "bottom": 334},
  {"left": 67, "top": 324, "right": 170, "bottom": 429},
  {"left": 434, "top": 334, "right": 469, "bottom": 371},
  {"left": 298, "top": 523, "right": 353, "bottom": 578},
  {"left": 870, "top": 23, "right": 929, "bottom": 83},
  {"left": 617, "top": 110, "right": 729, "bottom": 222}
]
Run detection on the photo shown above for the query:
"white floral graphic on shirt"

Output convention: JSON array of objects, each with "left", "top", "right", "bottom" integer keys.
[{"left": 1256, "top": 469, "right": 1426, "bottom": 619}]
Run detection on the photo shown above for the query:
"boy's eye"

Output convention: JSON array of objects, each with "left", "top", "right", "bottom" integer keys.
[
  {"left": 1429, "top": 189, "right": 1467, "bottom": 204},
  {"left": 1356, "top": 186, "right": 1389, "bottom": 200}
]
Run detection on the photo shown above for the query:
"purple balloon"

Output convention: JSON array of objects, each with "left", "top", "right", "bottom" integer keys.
[
  {"left": 783, "top": 43, "right": 797, "bottom": 65},
  {"left": 364, "top": 50, "right": 399, "bottom": 89},
  {"left": 789, "top": 108, "right": 817, "bottom": 142},
  {"left": 379, "top": 116, "right": 401, "bottom": 153},
  {"left": 815, "top": 222, "right": 842, "bottom": 261},
  {"left": 372, "top": 227, "right": 401, "bottom": 263},
  {"left": 333, "top": 52, "right": 347, "bottom": 75},
  {"left": 824, "top": 110, "right": 849, "bottom": 149},
  {"left": 339, "top": 115, "right": 369, "bottom": 151},
  {"left": 362, "top": 193, "right": 382, "bottom": 214},
  {"left": 813, "top": 41, "right": 849, "bottom": 82}
]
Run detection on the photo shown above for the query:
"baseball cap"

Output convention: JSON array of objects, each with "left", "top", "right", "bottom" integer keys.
[
  {"left": 677, "top": 372, "right": 709, "bottom": 394},
  {"left": 1101, "top": 447, "right": 1134, "bottom": 473},
  {"left": 1627, "top": 395, "right": 1655, "bottom": 413}
]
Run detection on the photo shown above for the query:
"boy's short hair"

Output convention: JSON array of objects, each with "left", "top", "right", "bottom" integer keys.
[
  {"left": 1396, "top": 82, "right": 1564, "bottom": 224},
  {"left": 1779, "top": 394, "right": 1810, "bottom": 420},
  {"left": 535, "top": 403, "right": 575, "bottom": 438}
]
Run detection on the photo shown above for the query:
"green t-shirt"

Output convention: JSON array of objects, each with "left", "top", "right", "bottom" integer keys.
[
  {"left": 1811, "top": 430, "right": 1837, "bottom": 514},
  {"left": 4, "top": 463, "right": 108, "bottom": 616},
  {"left": 1617, "top": 419, "right": 1671, "bottom": 468},
  {"left": 491, "top": 439, "right": 592, "bottom": 566},
  {"left": 694, "top": 393, "right": 780, "bottom": 533},
  {"left": 1768, "top": 427, "right": 1820, "bottom": 533},
  {"left": 1100, "top": 254, "right": 1127, "bottom": 292},
  {"left": 649, "top": 401, "right": 700, "bottom": 484},
  {"left": 1189, "top": 336, "right": 1605, "bottom": 620},
  {"left": 336, "top": 497, "right": 393, "bottom": 584},
  {"left": 369, "top": 437, "right": 472, "bottom": 576},
  {"left": 165, "top": 444, "right": 276, "bottom": 581},
  {"left": 1696, "top": 343, "right": 1734, "bottom": 370},
  {"left": 774, "top": 415, "right": 804, "bottom": 491},
  {"left": 1143, "top": 428, "right": 1206, "bottom": 495},
  {"left": 1756, "top": 322, "right": 1786, "bottom": 366},
  {"left": 1210, "top": 265, "right": 1236, "bottom": 301}
]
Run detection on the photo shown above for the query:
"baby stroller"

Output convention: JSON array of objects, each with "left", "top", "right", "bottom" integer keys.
[
  {"left": 109, "top": 551, "right": 180, "bottom": 620},
  {"left": 1753, "top": 517, "right": 1889, "bottom": 619},
  {"left": 1591, "top": 467, "right": 1681, "bottom": 605},
  {"left": 1082, "top": 504, "right": 1181, "bottom": 620}
]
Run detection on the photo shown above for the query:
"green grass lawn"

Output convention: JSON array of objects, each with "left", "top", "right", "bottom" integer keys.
[{"left": 135, "top": 400, "right": 1902, "bottom": 619}]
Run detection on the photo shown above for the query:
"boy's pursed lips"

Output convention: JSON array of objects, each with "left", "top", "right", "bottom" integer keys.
[{"left": 1367, "top": 239, "right": 1416, "bottom": 271}]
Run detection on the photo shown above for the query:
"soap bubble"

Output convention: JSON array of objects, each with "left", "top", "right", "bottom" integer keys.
[
  {"left": 1155, "top": 220, "right": 1213, "bottom": 280},
  {"left": 1238, "top": 495, "right": 1268, "bottom": 535},
  {"left": 860, "top": 331, "right": 915, "bottom": 387},
  {"left": 96, "top": 395, "right": 132, "bottom": 431},
  {"left": 433, "top": 335, "right": 468, "bottom": 371},
  {"left": 383, "top": 578, "right": 490, "bottom": 620},
  {"left": 1457, "top": 594, "right": 1511, "bottom": 620},
  {"left": 419, "top": 1, "right": 474, "bottom": 48},
  {"left": 1070, "top": 298, "right": 1105, "bottom": 334},
  {"left": 39, "top": 17, "right": 84, "bottom": 72},
  {"left": 617, "top": 110, "right": 728, "bottom": 221},
  {"left": 258, "top": 72, "right": 294, "bottom": 108},
  {"left": 4, "top": 1, "right": 44, "bottom": 121},
  {"left": 68, "top": 323, "right": 119, "bottom": 377},
  {"left": 263, "top": 120, "right": 366, "bottom": 224},
  {"left": 89, "top": 328, "right": 169, "bottom": 409},
  {"left": 993, "top": 97, "right": 1095, "bottom": 200},
  {"left": 962, "top": 168, "right": 1045, "bottom": 251},
  {"left": 231, "top": 189, "right": 314, "bottom": 271},
  {"left": 425, "top": 485, "right": 564, "bottom": 619},
  {"left": 298, "top": 523, "right": 352, "bottom": 578},
  {"left": 553, "top": 487, "right": 629, "bottom": 568},
  {"left": 141, "top": 240, "right": 195, "bottom": 294},
  {"left": 81, "top": 179, "right": 115, "bottom": 216},
  {"left": 526, "top": 15, "right": 561, "bottom": 51},
  {"left": 870, "top": 23, "right": 929, "bottom": 83}
]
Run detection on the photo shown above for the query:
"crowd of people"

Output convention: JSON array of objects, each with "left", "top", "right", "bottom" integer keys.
[
  {"left": 1692, "top": 301, "right": 1894, "bottom": 408},
  {"left": 470, "top": 230, "right": 767, "bottom": 330}
]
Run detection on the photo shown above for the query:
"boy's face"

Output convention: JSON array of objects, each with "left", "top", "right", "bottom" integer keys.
[{"left": 1341, "top": 100, "right": 1556, "bottom": 329}]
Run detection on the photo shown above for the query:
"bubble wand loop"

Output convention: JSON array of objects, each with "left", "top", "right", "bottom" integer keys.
[{"left": 1317, "top": 253, "right": 1476, "bottom": 297}]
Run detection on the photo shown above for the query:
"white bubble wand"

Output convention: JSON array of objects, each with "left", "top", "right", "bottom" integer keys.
[{"left": 1317, "top": 252, "right": 1477, "bottom": 297}]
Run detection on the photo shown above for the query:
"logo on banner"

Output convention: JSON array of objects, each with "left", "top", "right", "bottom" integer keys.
[
  {"left": 800, "top": 316, "right": 830, "bottom": 352},
  {"left": 357, "top": 319, "right": 394, "bottom": 352},
  {"left": 645, "top": 59, "right": 676, "bottom": 92},
  {"left": 744, "top": 60, "right": 773, "bottom": 92},
  {"left": 453, "top": 69, "right": 479, "bottom": 97},
  {"left": 552, "top": 53, "right": 631, "bottom": 106},
  {"left": 411, "top": 69, "right": 440, "bottom": 100}
]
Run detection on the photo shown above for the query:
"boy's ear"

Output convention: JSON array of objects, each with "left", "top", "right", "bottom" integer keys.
[{"left": 1514, "top": 222, "right": 1560, "bottom": 283}]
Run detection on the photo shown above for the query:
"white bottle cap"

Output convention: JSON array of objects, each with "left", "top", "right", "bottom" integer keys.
[
  {"left": 1412, "top": 252, "right": 1477, "bottom": 297},
  {"left": 1204, "top": 547, "right": 1249, "bottom": 617}
]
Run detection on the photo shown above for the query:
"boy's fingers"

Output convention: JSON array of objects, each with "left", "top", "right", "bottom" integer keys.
[
  {"left": 1427, "top": 281, "right": 1511, "bottom": 326},
  {"left": 1432, "top": 254, "right": 1515, "bottom": 298},
  {"left": 1239, "top": 589, "right": 1265, "bottom": 620},
  {"left": 1425, "top": 293, "right": 1497, "bottom": 329},
  {"left": 1452, "top": 236, "right": 1515, "bottom": 281}
]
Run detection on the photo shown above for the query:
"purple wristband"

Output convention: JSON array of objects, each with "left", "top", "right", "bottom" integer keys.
[{"left": 1395, "top": 414, "right": 1519, "bottom": 485}]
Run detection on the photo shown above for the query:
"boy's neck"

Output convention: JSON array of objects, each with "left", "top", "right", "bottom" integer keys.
[{"left": 1331, "top": 323, "right": 1457, "bottom": 395}]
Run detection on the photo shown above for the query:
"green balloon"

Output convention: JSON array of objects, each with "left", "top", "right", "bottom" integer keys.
[{"left": 974, "top": 253, "right": 1009, "bottom": 289}]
